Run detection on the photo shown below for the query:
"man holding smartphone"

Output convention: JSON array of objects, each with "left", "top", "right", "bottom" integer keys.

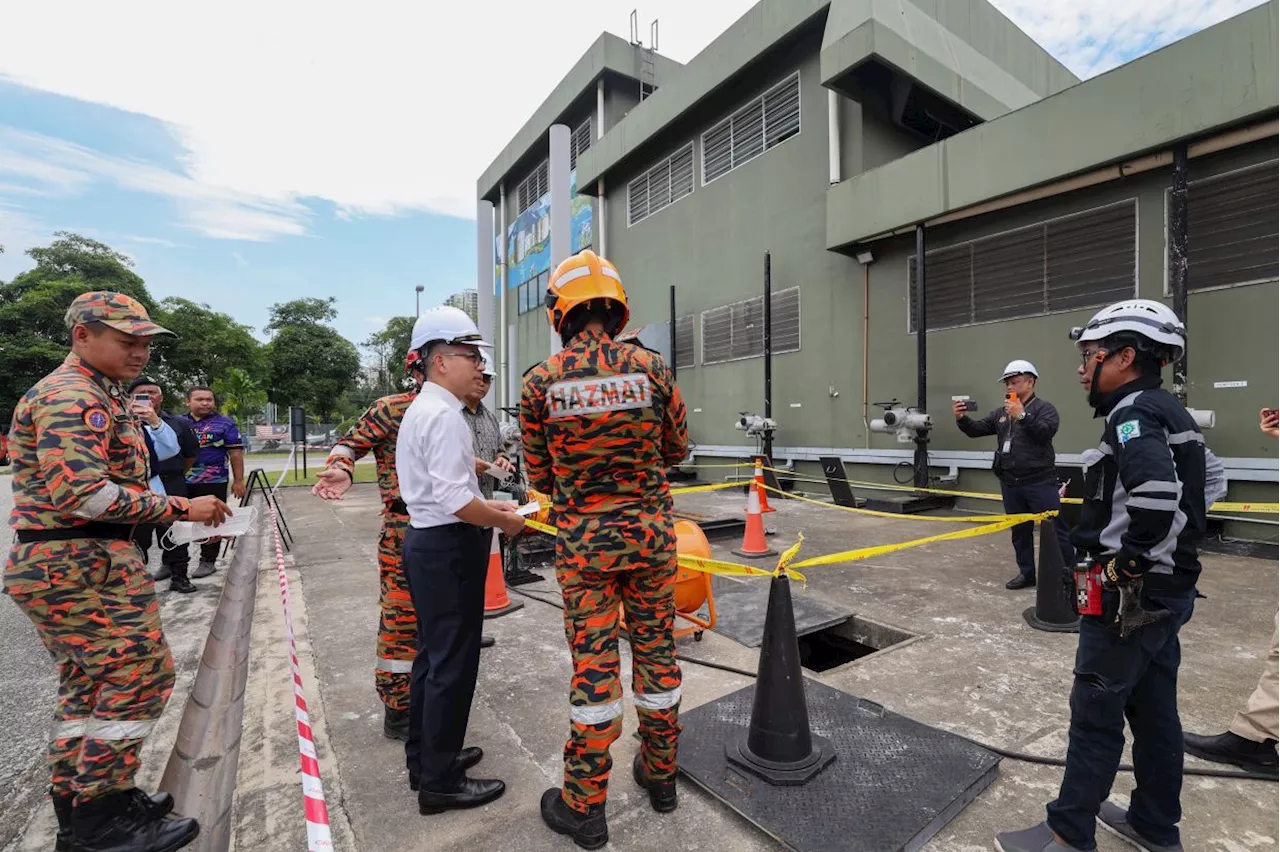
[
  {"left": 954, "top": 360, "right": 1074, "bottom": 590},
  {"left": 1181, "top": 406, "right": 1279, "bottom": 776}
]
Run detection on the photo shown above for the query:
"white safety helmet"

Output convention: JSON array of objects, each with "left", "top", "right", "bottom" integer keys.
[
  {"left": 1000, "top": 360, "right": 1038, "bottom": 382},
  {"left": 1069, "top": 299, "right": 1186, "bottom": 362},
  {"left": 408, "top": 306, "right": 492, "bottom": 355},
  {"left": 480, "top": 353, "right": 496, "bottom": 378}
]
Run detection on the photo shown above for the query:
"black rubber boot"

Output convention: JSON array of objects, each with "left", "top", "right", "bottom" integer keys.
[
  {"left": 71, "top": 790, "right": 199, "bottom": 852},
  {"left": 540, "top": 788, "right": 607, "bottom": 850},
  {"left": 632, "top": 754, "right": 677, "bottom": 813},
  {"left": 51, "top": 789, "right": 73, "bottom": 852},
  {"left": 383, "top": 706, "right": 410, "bottom": 741}
]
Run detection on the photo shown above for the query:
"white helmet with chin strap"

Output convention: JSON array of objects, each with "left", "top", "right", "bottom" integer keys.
[
  {"left": 999, "top": 359, "right": 1038, "bottom": 382},
  {"left": 1069, "top": 299, "right": 1186, "bottom": 362}
]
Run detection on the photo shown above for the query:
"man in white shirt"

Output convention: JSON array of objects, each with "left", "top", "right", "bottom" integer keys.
[{"left": 394, "top": 306, "right": 526, "bottom": 816}]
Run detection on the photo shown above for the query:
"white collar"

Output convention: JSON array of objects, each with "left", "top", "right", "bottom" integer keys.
[{"left": 423, "top": 380, "right": 465, "bottom": 411}]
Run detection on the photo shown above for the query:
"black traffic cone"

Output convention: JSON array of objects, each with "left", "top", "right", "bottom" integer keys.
[
  {"left": 1022, "top": 520, "right": 1080, "bottom": 633},
  {"left": 725, "top": 575, "right": 836, "bottom": 785}
]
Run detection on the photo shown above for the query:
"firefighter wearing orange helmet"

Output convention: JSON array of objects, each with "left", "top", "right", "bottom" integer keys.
[{"left": 520, "top": 250, "right": 689, "bottom": 849}]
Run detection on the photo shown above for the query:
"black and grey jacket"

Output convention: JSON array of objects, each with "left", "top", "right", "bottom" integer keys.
[
  {"left": 1071, "top": 375, "right": 1227, "bottom": 594},
  {"left": 957, "top": 395, "right": 1061, "bottom": 484}
]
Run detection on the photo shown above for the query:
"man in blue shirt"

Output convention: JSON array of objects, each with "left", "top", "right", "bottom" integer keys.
[
  {"left": 183, "top": 386, "right": 245, "bottom": 580},
  {"left": 129, "top": 378, "right": 201, "bottom": 592}
]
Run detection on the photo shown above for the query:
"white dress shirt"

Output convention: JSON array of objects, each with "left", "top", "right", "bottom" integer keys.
[{"left": 396, "top": 381, "right": 484, "bottom": 529}]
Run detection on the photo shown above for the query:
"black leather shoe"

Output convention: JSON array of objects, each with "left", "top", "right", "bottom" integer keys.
[
  {"left": 1184, "top": 730, "right": 1278, "bottom": 775},
  {"left": 540, "top": 788, "right": 607, "bottom": 849},
  {"left": 409, "top": 748, "right": 484, "bottom": 790},
  {"left": 169, "top": 577, "right": 197, "bottom": 594},
  {"left": 1006, "top": 574, "right": 1036, "bottom": 590},
  {"left": 384, "top": 706, "right": 410, "bottom": 741},
  {"left": 72, "top": 790, "right": 199, "bottom": 852},
  {"left": 632, "top": 754, "right": 677, "bottom": 813},
  {"left": 417, "top": 777, "right": 505, "bottom": 814},
  {"left": 128, "top": 788, "right": 175, "bottom": 821},
  {"left": 481, "top": 635, "right": 496, "bottom": 649}
]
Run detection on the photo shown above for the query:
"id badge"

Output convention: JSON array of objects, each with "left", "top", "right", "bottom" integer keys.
[{"left": 1002, "top": 440, "right": 1012, "bottom": 454}]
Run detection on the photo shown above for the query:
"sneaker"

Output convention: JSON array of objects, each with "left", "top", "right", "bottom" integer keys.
[
  {"left": 1183, "top": 730, "right": 1278, "bottom": 775},
  {"left": 1096, "top": 802, "right": 1183, "bottom": 852},
  {"left": 192, "top": 560, "right": 216, "bottom": 579},
  {"left": 540, "top": 788, "right": 607, "bottom": 850},
  {"left": 994, "top": 822, "right": 1087, "bottom": 851}
]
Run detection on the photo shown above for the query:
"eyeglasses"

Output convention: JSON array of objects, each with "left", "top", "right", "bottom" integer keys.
[
  {"left": 440, "top": 350, "right": 483, "bottom": 366},
  {"left": 1079, "top": 348, "right": 1109, "bottom": 367}
]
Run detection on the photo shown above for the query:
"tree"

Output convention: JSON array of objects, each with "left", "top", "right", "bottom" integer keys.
[
  {"left": 265, "top": 298, "right": 361, "bottom": 420},
  {"left": 361, "top": 315, "right": 415, "bottom": 398},
  {"left": 212, "top": 367, "right": 268, "bottom": 422},
  {"left": 0, "top": 233, "right": 158, "bottom": 422},
  {"left": 153, "top": 297, "right": 265, "bottom": 393}
]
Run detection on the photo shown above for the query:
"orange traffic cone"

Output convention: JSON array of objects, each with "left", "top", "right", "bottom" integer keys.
[
  {"left": 483, "top": 532, "right": 524, "bottom": 618},
  {"left": 753, "top": 458, "right": 776, "bottom": 513},
  {"left": 733, "top": 477, "right": 777, "bottom": 559}
]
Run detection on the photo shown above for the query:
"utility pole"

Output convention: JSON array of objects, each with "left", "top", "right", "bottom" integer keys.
[{"left": 415, "top": 285, "right": 424, "bottom": 317}]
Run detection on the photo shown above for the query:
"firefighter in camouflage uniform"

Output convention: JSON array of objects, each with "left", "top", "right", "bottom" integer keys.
[
  {"left": 312, "top": 350, "right": 425, "bottom": 740},
  {"left": 520, "top": 250, "right": 689, "bottom": 850},
  {"left": 5, "top": 292, "right": 230, "bottom": 852}
]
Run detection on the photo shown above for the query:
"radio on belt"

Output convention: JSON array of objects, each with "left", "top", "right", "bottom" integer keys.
[{"left": 1073, "top": 561, "right": 1104, "bottom": 616}]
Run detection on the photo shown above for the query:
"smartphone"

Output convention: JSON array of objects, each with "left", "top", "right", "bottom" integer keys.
[
  {"left": 134, "top": 393, "right": 151, "bottom": 404},
  {"left": 952, "top": 395, "right": 979, "bottom": 412}
]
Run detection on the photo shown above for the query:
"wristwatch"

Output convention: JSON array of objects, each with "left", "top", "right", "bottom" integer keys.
[{"left": 1016, "top": 411, "right": 1027, "bottom": 421}]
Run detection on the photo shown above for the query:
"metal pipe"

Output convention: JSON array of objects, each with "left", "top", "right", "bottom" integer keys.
[
  {"left": 913, "top": 224, "right": 929, "bottom": 489},
  {"left": 597, "top": 81, "right": 607, "bottom": 259},
  {"left": 828, "top": 89, "right": 840, "bottom": 185},
  {"left": 1170, "top": 142, "right": 1190, "bottom": 405},
  {"left": 861, "top": 261, "right": 871, "bottom": 448},
  {"left": 599, "top": 176, "right": 607, "bottom": 257},
  {"left": 476, "top": 199, "right": 496, "bottom": 409},
  {"left": 669, "top": 285, "right": 678, "bottom": 380},
  {"left": 763, "top": 251, "right": 773, "bottom": 463},
  {"left": 549, "top": 123, "right": 572, "bottom": 355},
  {"left": 859, "top": 120, "right": 1278, "bottom": 242},
  {"left": 498, "top": 182, "right": 508, "bottom": 411}
]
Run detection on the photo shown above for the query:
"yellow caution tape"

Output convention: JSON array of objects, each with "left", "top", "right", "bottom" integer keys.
[
  {"left": 759, "top": 482, "right": 1054, "bottom": 525},
  {"left": 1210, "top": 501, "right": 1280, "bottom": 514},
  {"left": 789, "top": 516, "right": 1029, "bottom": 570},
  {"left": 669, "top": 481, "right": 744, "bottom": 496}
]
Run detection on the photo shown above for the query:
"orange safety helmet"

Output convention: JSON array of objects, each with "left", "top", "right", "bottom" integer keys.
[{"left": 544, "top": 249, "right": 630, "bottom": 337}]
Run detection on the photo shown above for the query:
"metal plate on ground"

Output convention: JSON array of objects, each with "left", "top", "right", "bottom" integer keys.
[
  {"left": 679, "top": 679, "right": 1000, "bottom": 852},
  {"left": 710, "top": 579, "right": 852, "bottom": 648}
]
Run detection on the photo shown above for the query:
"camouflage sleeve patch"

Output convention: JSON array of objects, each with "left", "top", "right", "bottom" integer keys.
[{"left": 520, "top": 365, "right": 553, "bottom": 496}]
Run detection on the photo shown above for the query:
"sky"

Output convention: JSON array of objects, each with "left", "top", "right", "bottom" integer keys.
[{"left": 0, "top": 0, "right": 1266, "bottom": 352}]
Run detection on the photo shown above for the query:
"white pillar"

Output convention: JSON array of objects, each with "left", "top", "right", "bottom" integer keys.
[
  {"left": 476, "top": 198, "right": 496, "bottom": 409},
  {"left": 497, "top": 183, "right": 508, "bottom": 412},
  {"left": 549, "top": 123, "right": 571, "bottom": 355},
  {"left": 828, "top": 89, "right": 841, "bottom": 185},
  {"left": 596, "top": 80, "right": 607, "bottom": 258},
  {"left": 507, "top": 323, "right": 518, "bottom": 413}
]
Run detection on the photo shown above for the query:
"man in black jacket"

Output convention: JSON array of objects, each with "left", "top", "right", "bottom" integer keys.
[
  {"left": 996, "top": 299, "right": 1206, "bottom": 852},
  {"left": 954, "top": 360, "right": 1073, "bottom": 590},
  {"left": 129, "top": 377, "right": 201, "bottom": 593}
]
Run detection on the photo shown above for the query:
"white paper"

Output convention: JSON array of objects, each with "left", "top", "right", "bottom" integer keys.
[{"left": 516, "top": 501, "right": 542, "bottom": 517}]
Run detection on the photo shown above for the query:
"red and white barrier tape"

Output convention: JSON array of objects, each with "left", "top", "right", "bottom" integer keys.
[{"left": 270, "top": 505, "right": 334, "bottom": 851}]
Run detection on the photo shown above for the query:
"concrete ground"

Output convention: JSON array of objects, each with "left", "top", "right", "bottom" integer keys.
[{"left": 245, "top": 483, "right": 1277, "bottom": 852}]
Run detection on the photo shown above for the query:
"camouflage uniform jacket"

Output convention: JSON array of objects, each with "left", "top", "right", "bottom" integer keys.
[
  {"left": 5, "top": 354, "right": 188, "bottom": 586},
  {"left": 520, "top": 329, "right": 689, "bottom": 566},
  {"left": 326, "top": 390, "right": 416, "bottom": 510}
]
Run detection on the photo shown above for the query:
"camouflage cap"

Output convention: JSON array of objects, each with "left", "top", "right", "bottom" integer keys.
[{"left": 64, "top": 291, "right": 175, "bottom": 337}]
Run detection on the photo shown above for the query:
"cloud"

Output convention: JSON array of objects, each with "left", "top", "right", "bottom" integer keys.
[
  {"left": 232, "top": 251, "right": 248, "bottom": 266},
  {"left": 124, "top": 234, "right": 184, "bottom": 248},
  {"left": 0, "top": 126, "right": 310, "bottom": 241},
  {"left": 989, "top": 0, "right": 1266, "bottom": 78},
  {"left": 0, "top": 202, "right": 51, "bottom": 277}
]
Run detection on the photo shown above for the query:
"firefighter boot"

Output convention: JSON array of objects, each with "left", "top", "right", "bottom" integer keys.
[
  {"left": 632, "top": 754, "right": 677, "bottom": 812},
  {"left": 52, "top": 789, "right": 73, "bottom": 852},
  {"left": 383, "top": 706, "right": 410, "bottom": 741},
  {"left": 540, "top": 788, "right": 607, "bottom": 850},
  {"left": 71, "top": 790, "right": 199, "bottom": 852}
]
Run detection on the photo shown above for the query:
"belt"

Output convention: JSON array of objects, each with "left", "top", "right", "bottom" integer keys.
[
  {"left": 16, "top": 522, "right": 136, "bottom": 543},
  {"left": 386, "top": 499, "right": 408, "bottom": 516}
]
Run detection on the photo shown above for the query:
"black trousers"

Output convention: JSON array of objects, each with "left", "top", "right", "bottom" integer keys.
[
  {"left": 402, "top": 523, "right": 490, "bottom": 790},
  {"left": 185, "top": 481, "right": 229, "bottom": 563},
  {"left": 1000, "top": 477, "right": 1074, "bottom": 579}
]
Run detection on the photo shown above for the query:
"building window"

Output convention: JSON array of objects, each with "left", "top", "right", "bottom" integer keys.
[
  {"left": 674, "top": 315, "right": 695, "bottom": 370},
  {"left": 907, "top": 200, "right": 1137, "bottom": 332},
  {"left": 570, "top": 119, "right": 592, "bottom": 170},
  {"left": 701, "top": 287, "right": 801, "bottom": 365},
  {"left": 627, "top": 143, "right": 695, "bottom": 226},
  {"left": 701, "top": 72, "right": 801, "bottom": 186},
  {"left": 516, "top": 162, "right": 549, "bottom": 215},
  {"left": 517, "top": 271, "right": 549, "bottom": 316},
  {"left": 1173, "top": 160, "right": 1279, "bottom": 292}
]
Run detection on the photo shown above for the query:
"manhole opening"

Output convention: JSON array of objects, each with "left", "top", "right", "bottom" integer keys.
[{"left": 798, "top": 615, "right": 919, "bottom": 673}]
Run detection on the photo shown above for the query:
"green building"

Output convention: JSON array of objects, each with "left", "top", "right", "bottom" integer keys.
[{"left": 476, "top": 0, "right": 1278, "bottom": 529}]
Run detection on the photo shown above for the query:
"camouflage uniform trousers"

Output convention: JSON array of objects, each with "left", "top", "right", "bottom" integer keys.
[
  {"left": 555, "top": 523, "right": 682, "bottom": 814},
  {"left": 375, "top": 513, "right": 417, "bottom": 711},
  {"left": 7, "top": 538, "right": 175, "bottom": 805}
]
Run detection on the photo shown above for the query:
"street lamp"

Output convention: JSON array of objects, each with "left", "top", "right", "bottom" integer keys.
[{"left": 415, "top": 285, "right": 425, "bottom": 317}]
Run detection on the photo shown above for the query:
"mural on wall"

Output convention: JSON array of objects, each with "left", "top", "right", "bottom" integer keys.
[{"left": 501, "top": 170, "right": 593, "bottom": 290}]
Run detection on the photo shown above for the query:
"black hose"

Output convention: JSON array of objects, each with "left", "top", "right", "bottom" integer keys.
[{"left": 507, "top": 586, "right": 1276, "bottom": 782}]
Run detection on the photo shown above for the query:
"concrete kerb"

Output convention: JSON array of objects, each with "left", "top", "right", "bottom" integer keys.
[{"left": 159, "top": 514, "right": 264, "bottom": 852}]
